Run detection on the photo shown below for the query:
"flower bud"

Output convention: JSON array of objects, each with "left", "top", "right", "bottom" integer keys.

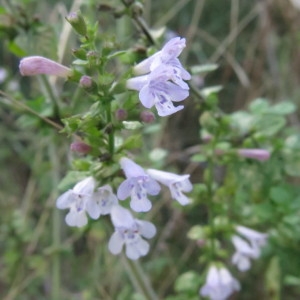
[
  {"left": 72, "top": 48, "right": 87, "bottom": 60},
  {"left": 140, "top": 111, "right": 155, "bottom": 123},
  {"left": 66, "top": 10, "right": 87, "bottom": 36},
  {"left": 79, "top": 75, "right": 98, "bottom": 94},
  {"left": 19, "top": 56, "right": 72, "bottom": 77},
  {"left": 131, "top": 2, "right": 144, "bottom": 17},
  {"left": 237, "top": 148, "right": 270, "bottom": 161},
  {"left": 70, "top": 141, "right": 91, "bottom": 154},
  {"left": 115, "top": 109, "right": 128, "bottom": 121}
]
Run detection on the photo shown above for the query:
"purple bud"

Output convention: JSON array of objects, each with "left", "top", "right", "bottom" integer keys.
[
  {"left": 79, "top": 75, "right": 97, "bottom": 93},
  {"left": 79, "top": 75, "right": 93, "bottom": 88},
  {"left": 237, "top": 149, "right": 270, "bottom": 161},
  {"left": 70, "top": 142, "right": 91, "bottom": 154},
  {"left": 115, "top": 109, "right": 128, "bottom": 121},
  {"left": 140, "top": 111, "right": 155, "bottom": 123},
  {"left": 19, "top": 56, "right": 72, "bottom": 77},
  {"left": 66, "top": 11, "right": 87, "bottom": 36}
]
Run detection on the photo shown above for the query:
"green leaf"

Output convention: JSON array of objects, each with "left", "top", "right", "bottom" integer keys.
[
  {"left": 249, "top": 98, "right": 269, "bottom": 114},
  {"left": 190, "top": 64, "right": 218, "bottom": 75},
  {"left": 174, "top": 271, "right": 201, "bottom": 293},
  {"left": 7, "top": 41, "right": 26, "bottom": 57},
  {"left": 200, "top": 85, "right": 223, "bottom": 98},
  {"left": 284, "top": 275, "right": 300, "bottom": 287},
  {"left": 107, "top": 50, "right": 128, "bottom": 59},
  {"left": 253, "top": 115, "right": 285, "bottom": 136},
  {"left": 72, "top": 59, "right": 88, "bottom": 65},
  {"left": 269, "top": 101, "right": 296, "bottom": 115},
  {"left": 283, "top": 135, "right": 300, "bottom": 176},
  {"left": 119, "top": 135, "right": 142, "bottom": 150},
  {"left": 230, "top": 111, "right": 253, "bottom": 135},
  {"left": 57, "top": 171, "right": 89, "bottom": 191},
  {"left": 269, "top": 186, "right": 292, "bottom": 204},
  {"left": 191, "top": 154, "right": 207, "bottom": 162},
  {"left": 122, "top": 121, "right": 143, "bottom": 130},
  {"left": 285, "top": 134, "right": 300, "bottom": 150},
  {"left": 265, "top": 257, "right": 281, "bottom": 300},
  {"left": 187, "top": 225, "right": 206, "bottom": 240}
]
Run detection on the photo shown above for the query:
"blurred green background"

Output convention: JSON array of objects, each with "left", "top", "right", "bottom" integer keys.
[{"left": 1, "top": 0, "right": 300, "bottom": 299}]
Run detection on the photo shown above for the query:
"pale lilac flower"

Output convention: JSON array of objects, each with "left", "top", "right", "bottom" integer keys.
[
  {"left": 133, "top": 37, "right": 191, "bottom": 84},
  {"left": 200, "top": 265, "right": 240, "bottom": 300},
  {"left": 108, "top": 205, "right": 156, "bottom": 260},
  {"left": 147, "top": 169, "right": 193, "bottom": 205},
  {"left": 56, "top": 177, "right": 95, "bottom": 227},
  {"left": 19, "top": 56, "right": 72, "bottom": 77},
  {"left": 231, "top": 235, "right": 259, "bottom": 272},
  {"left": 236, "top": 225, "right": 268, "bottom": 249},
  {"left": 57, "top": 177, "right": 117, "bottom": 226},
  {"left": 117, "top": 158, "right": 161, "bottom": 212},
  {"left": 127, "top": 66, "right": 189, "bottom": 116},
  {"left": 0, "top": 67, "right": 8, "bottom": 83},
  {"left": 86, "top": 185, "right": 118, "bottom": 219},
  {"left": 237, "top": 148, "right": 270, "bottom": 161},
  {"left": 231, "top": 225, "right": 268, "bottom": 272}
]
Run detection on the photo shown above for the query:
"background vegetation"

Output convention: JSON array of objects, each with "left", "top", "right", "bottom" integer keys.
[{"left": 1, "top": 0, "right": 300, "bottom": 299}]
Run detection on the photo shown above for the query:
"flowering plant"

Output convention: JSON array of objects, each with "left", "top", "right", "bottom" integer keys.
[{"left": 1, "top": 1, "right": 300, "bottom": 300}]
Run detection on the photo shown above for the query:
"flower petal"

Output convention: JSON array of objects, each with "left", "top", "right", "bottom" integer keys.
[
  {"left": 73, "top": 176, "right": 95, "bottom": 196},
  {"left": 120, "top": 157, "right": 146, "bottom": 178},
  {"left": 108, "top": 231, "right": 124, "bottom": 255},
  {"left": 117, "top": 179, "right": 133, "bottom": 200},
  {"left": 139, "top": 85, "right": 155, "bottom": 108},
  {"left": 144, "top": 178, "right": 161, "bottom": 195},
  {"left": 65, "top": 209, "right": 87, "bottom": 227},
  {"left": 85, "top": 197, "right": 101, "bottom": 219},
  {"left": 126, "top": 75, "right": 148, "bottom": 91},
  {"left": 130, "top": 197, "right": 152, "bottom": 212},
  {"left": 154, "top": 97, "right": 184, "bottom": 117},
  {"left": 166, "top": 82, "right": 189, "bottom": 101},
  {"left": 137, "top": 220, "right": 156, "bottom": 239},
  {"left": 111, "top": 205, "right": 135, "bottom": 228},
  {"left": 126, "top": 238, "right": 149, "bottom": 260},
  {"left": 56, "top": 190, "right": 74, "bottom": 209}
]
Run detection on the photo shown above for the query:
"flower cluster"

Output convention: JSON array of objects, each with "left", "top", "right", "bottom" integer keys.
[
  {"left": 56, "top": 157, "right": 193, "bottom": 260},
  {"left": 127, "top": 37, "right": 191, "bottom": 117},
  {"left": 56, "top": 177, "right": 118, "bottom": 227},
  {"left": 108, "top": 205, "right": 156, "bottom": 260},
  {"left": 199, "top": 225, "right": 268, "bottom": 300},
  {"left": 200, "top": 265, "right": 240, "bottom": 300},
  {"left": 231, "top": 225, "right": 268, "bottom": 272}
]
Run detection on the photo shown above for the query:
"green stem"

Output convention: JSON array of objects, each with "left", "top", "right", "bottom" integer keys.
[
  {"left": 38, "top": 75, "right": 62, "bottom": 117},
  {"left": 206, "top": 154, "right": 216, "bottom": 261},
  {"left": 121, "top": 254, "right": 158, "bottom": 300},
  {"left": 49, "top": 141, "right": 61, "bottom": 300},
  {"left": 205, "top": 134, "right": 219, "bottom": 262},
  {"left": 105, "top": 95, "right": 114, "bottom": 156}
]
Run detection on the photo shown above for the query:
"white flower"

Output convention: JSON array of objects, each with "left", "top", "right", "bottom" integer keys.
[
  {"left": 200, "top": 265, "right": 240, "bottom": 300},
  {"left": 56, "top": 177, "right": 95, "bottom": 227},
  {"left": 117, "top": 157, "right": 161, "bottom": 212},
  {"left": 86, "top": 184, "right": 118, "bottom": 219},
  {"left": 108, "top": 205, "right": 156, "bottom": 260},
  {"left": 236, "top": 225, "right": 268, "bottom": 249},
  {"left": 127, "top": 37, "right": 191, "bottom": 117},
  {"left": 133, "top": 37, "right": 191, "bottom": 84},
  {"left": 231, "top": 226, "right": 268, "bottom": 272},
  {"left": 127, "top": 65, "right": 189, "bottom": 116},
  {"left": 56, "top": 177, "right": 118, "bottom": 227},
  {"left": 147, "top": 169, "right": 193, "bottom": 205}
]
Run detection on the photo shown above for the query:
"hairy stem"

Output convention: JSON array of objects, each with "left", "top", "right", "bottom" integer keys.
[{"left": 121, "top": 254, "right": 158, "bottom": 300}]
